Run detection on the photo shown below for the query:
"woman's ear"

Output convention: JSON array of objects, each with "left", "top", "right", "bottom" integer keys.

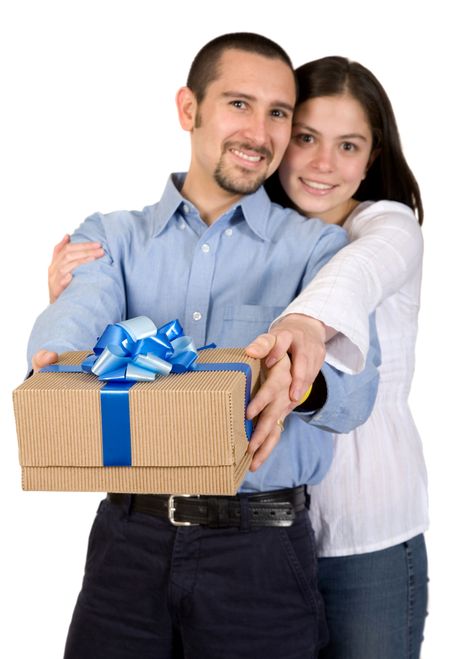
[{"left": 176, "top": 86, "right": 198, "bottom": 132}]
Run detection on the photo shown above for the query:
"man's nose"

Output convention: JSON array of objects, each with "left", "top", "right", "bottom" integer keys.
[{"left": 242, "top": 112, "right": 270, "bottom": 146}]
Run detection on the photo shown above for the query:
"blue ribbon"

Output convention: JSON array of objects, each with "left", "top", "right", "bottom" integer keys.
[
  {"left": 83, "top": 316, "right": 198, "bottom": 382},
  {"left": 41, "top": 317, "right": 254, "bottom": 467},
  {"left": 195, "top": 362, "right": 253, "bottom": 439}
]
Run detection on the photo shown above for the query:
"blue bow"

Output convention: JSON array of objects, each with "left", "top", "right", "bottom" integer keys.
[{"left": 82, "top": 316, "right": 199, "bottom": 382}]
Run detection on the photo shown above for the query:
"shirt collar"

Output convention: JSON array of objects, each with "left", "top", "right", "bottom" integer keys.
[{"left": 151, "top": 172, "right": 274, "bottom": 241}]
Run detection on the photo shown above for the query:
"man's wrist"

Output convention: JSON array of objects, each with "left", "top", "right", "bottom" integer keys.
[{"left": 294, "top": 372, "right": 327, "bottom": 412}]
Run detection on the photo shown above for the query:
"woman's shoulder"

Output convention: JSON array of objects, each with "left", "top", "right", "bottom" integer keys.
[
  {"left": 346, "top": 200, "right": 421, "bottom": 241},
  {"left": 349, "top": 199, "right": 417, "bottom": 222}
]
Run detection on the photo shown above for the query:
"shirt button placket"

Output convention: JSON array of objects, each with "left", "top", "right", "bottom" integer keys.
[{"left": 184, "top": 236, "right": 216, "bottom": 345}]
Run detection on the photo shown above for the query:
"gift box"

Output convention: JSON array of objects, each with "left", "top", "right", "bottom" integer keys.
[{"left": 13, "top": 346, "right": 261, "bottom": 495}]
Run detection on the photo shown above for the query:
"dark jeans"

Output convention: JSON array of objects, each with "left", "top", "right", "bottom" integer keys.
[
  {"left": 64, "top": 496, "right": 327, "bottom": 659},
  {"left": 318, "top": 534, "right": 428, "bottom": 659}
]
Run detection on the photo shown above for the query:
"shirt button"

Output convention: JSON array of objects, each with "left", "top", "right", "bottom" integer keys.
[
  {"left": 183, "top": 204, "right": 190, "bottom": 214},
  {"left": 179, "top": 220, "right": 186, "bottom": 230},
  {"left": 192, "top": 311, "right": 202, "bottom": 321},
  {"left": 201, "top": 243, "right": 210, "bottom": 253},
  {"left": 225, "top": 228, "right": 233, "bottom": 237}
]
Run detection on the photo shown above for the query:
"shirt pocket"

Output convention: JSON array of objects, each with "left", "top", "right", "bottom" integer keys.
[{"left": 221, "top": 304, "right": 286, "bottom": 345}]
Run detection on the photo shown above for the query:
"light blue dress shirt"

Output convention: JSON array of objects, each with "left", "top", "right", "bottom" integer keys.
[{"left": 27, "top": 174, "right": 380, "bottom": 492}]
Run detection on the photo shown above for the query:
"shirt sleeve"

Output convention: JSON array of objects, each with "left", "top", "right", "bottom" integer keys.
[
  {"left": 26, "top": 212, "right": 126, "bottom": 370},
  {"left": 272, "top": 201, "right": 423, "bottom": 373},
  {"left": 296, "top": 313, "right": 381, "bottom": 433}
]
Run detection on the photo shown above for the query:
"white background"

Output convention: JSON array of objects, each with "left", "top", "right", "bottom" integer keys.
[{"left": 1, "top": 1, "right": 447, "bottom": 657}]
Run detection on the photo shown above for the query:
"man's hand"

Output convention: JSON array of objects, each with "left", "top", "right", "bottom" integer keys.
[
  {"left": 246, "top": 314, "right": 328, "bottom": 403},
  {"left": 32, "top": 349, "right": 59, "bottom": 373},
  {"left": 246, "top": 353, "right": 297, "bottom": 472},
  {"left": 48, "top": 234, "right": 104, "bottom": 303}
]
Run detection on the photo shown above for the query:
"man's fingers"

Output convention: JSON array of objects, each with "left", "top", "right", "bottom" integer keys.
[
  {"left": 247, "top": 409, "right": 279, "bottom": 456},
  {"left": 31, "top": 349, "right": 58, "bottom": 372},
  {"left": 245, "top": 333, "right": 277, "bottom": 360},
  {"left": 246, "top": 378, "right": 286, "bottom": 421},
  {"left": 249, "top": 425, "right": 283, "bottom": 471}
]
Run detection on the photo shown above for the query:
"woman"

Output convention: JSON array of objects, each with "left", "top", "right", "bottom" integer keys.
[
  {"left": 48, "top": 57, "right": 428, "bottom": 659},
  {"left": 263, "top": 56, "right": 428, "bottom": 659}
]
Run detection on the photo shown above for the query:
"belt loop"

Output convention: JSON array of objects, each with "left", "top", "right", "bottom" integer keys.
[{"left": 239, "top": 494, "right": 250, "bottom": 532}]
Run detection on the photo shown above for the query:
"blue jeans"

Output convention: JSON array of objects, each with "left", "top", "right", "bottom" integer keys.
[
  {"left": 318, "top": 534, "right": 428, "bottom": 659},
  {"left": 64, "top": 496, "right": 327, "bottom": 658}
]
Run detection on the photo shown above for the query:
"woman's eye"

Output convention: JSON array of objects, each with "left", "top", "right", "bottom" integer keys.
[
  {"left": 341, "top": 142, "right": 357, "bottom": 152},
  {"left": 294, "top": 133, "right": 314, "bottom": 144}
]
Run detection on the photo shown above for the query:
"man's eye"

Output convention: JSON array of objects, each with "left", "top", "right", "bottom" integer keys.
[
  {"left": 231, "top": 100, "right": 246, "bottom": 109},
  {"left": 271, "top": 109, "right": 287, "bottom": 118}
]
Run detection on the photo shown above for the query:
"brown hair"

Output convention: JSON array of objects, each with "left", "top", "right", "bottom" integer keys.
[
  {"left": 266, "top": 56, "right": 423, "bottom": 224},
  {"left": 186, "top": 32, "right": 295, "bottom": 105}
]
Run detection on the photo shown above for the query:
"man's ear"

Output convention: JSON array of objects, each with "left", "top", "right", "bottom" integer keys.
[{"left": 176, "top": 86, "right": 198, "bottom": 131}]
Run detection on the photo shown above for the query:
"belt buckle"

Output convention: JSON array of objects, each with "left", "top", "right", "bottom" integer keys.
[{"left": 168, "top": 494, "right": 200, "bottom": 527}]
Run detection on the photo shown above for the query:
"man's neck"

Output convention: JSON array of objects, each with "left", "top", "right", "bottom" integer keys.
[{"left": 181, "top": 172, "right": 244, "bottom": 225}]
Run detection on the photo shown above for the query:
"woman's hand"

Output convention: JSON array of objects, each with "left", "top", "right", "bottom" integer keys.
[
  {"left": 246, "top": 314, "right": 329, "bottom": 403},
  {"left": 48, "top": 235, "right": 104, "bottom": 303}
]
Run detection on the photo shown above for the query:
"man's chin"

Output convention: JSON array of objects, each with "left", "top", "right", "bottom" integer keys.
[{"left": 214, "top": 171, "right": 267, "bottom": 196}]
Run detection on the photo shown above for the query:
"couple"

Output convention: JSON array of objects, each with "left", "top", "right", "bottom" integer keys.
[{"left": 30, "top": 32, "right": 427, "bottom": 658}]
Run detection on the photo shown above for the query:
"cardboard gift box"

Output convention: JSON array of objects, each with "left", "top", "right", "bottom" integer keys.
[{"left": 13, "top": 347, "right": 260, "bottom": 495}]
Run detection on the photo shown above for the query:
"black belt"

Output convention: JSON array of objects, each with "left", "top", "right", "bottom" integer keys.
[{"left": 107, "top": 486, "right": 307, "bottom": 528}]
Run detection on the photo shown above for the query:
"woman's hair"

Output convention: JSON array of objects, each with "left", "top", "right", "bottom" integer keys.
[{"left": 265, "top": 56, "right": 423, "bottom": 224}]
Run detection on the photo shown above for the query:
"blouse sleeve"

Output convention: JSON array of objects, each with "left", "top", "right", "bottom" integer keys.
[{"left": 272, "top": 201, "right": 423, "bottom": 373}]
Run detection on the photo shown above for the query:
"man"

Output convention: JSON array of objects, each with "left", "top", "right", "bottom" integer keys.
[{"left": 28, "top": 33, "right": 379, "bottom": 658}]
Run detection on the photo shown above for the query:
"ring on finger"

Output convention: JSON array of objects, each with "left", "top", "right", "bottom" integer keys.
[{"left": 276, "top": 418, "right": 285, "bottom": 432}]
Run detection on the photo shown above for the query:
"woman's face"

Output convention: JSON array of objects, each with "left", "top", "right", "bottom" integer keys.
[{"left": 278, "top": 94, "right": 374, "bottom": 225}]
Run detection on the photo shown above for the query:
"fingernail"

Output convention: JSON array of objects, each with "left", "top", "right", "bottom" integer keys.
[{"left": 265, "top": 357, "right": 276, "bottom": 368}]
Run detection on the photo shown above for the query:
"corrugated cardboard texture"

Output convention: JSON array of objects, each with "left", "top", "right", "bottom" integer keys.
[{"left": 13, "top": 348, "right": 260, "bottom": 495}]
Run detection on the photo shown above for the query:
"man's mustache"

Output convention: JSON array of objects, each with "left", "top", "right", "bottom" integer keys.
[{"left": 224, "top": 142, "right": 273, "bottom": 162}]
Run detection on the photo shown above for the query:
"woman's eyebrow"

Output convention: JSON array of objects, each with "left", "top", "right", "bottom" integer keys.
[{"left": 293, "top": 121, "right": 369, "bottom": 141}]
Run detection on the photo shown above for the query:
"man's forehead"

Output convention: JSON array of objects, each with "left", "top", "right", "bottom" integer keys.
[{"left": 211, "top": 48, "right": 296, "bottom": 100}]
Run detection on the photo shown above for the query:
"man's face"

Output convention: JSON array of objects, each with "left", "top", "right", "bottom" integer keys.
[{"left": 183, "top": 49, "right": 296, "bottom": 200}]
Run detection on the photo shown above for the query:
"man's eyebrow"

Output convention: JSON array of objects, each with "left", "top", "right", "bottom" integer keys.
[
  {"left": 293, "top": 121, "right": 369, "bottom": 140},
  {"left": 222, "top": 91, "right": 294, "bottom": 113}
]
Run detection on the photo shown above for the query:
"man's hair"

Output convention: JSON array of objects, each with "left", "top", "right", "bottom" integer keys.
[{"left": 187, "top": 32, "right": 294, "bottom": 104}]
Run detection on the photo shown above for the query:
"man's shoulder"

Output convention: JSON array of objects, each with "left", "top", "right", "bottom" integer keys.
[
  {"left": 266, "top": 201, "right": 347, "bottom": 243},
  {"left": 79, "top": 174, "right": 182, "bottom": 238},
  {"left": 73, "top": 202, "right": 163, "bottom": 243},
  {"left": 241, "top": 186, "right": 346, "bottom": 247}
]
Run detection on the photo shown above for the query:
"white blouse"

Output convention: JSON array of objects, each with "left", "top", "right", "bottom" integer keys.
[{"left": 279, "top": 200, "right": 428, "bottom": 557}]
